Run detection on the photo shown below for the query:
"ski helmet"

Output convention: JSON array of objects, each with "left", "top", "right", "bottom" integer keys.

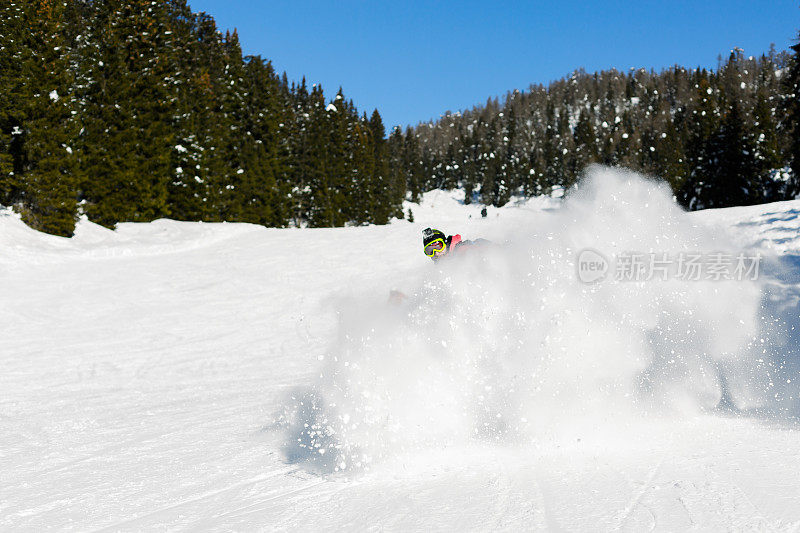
[{"left": 422, "top": 227, "right": 448, "bottom": 258}]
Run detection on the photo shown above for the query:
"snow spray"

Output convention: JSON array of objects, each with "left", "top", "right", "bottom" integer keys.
[{"left": 281, "top": 165, "right": 799, "bottom": 473}]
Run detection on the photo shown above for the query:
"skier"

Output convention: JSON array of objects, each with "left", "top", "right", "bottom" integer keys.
[{"left": 422, "top": 227, "right": 489, "bottom": 261}]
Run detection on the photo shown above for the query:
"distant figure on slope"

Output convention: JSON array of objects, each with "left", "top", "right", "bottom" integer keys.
[{"left": 422, "top": 227, "right": 490, "bottom": 262}]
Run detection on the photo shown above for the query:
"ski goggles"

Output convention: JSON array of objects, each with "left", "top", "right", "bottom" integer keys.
[{"left": 424, "top": 238, "right": 446, "bottom": 257}]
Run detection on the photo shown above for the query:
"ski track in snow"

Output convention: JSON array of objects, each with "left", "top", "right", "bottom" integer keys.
[{"left": 3, "top": 169, "right": 800, "bottom": 531}]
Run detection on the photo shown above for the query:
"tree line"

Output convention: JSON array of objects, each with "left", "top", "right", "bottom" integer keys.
[
  {"left": 1, "top": 0, "right": 403, "bottom": 236},
  {"left": 1, "top": 1, "right": 799, "bottom": 237},
  {"left": 394, "top": 45, "right": 799, "bottom": 211}
]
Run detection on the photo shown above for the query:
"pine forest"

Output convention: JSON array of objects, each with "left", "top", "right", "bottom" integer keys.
[{"left": 1, "top": 0, "right": 799, "bottom": 237}]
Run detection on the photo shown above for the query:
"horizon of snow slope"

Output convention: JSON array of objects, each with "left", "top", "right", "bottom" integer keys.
[{"left": 2, "top": 165, "right": 800, "bottom": 531}]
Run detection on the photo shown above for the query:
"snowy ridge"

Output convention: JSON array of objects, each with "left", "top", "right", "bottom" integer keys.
[
  {"left": 2, "top": 167, "right": 800, "bottom": 531},
  {"left": 0, "top": 209, "right": 263, "bottom": 263},
  {"left": 691, "top": 199, "right": 800, "bottom": 255}
]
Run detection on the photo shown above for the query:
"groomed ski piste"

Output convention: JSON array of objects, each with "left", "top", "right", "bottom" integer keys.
[{"left": 3, "top": 166, "right": 800, "bottom": 531}]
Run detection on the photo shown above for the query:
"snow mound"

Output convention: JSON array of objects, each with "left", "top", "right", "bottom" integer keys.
[
  {"left": 282, "top": 166, "right": 800, "bottom": 473},
  {"left": 0, "top": 211, "right": 262, "bottom": 263}
]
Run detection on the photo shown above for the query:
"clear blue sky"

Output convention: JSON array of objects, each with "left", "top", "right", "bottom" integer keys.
[{"left": 188, "top": 0, "right": 798, "bottom": 131}]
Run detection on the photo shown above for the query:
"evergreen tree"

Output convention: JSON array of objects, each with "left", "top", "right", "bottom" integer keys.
[
  {"left": 387, "top": 126, "right": 408, "bottom": 206},
  {"left": 539, "top": 100, "right": 560, "bottom": 189},
  {"left": 167, "top": 10, "right": 223, "bottom": 222},
  {"left": 238, "top": 56, "right": 289, "bottom": 226},
  {"left": 368, "top": 109, "right": 396, "bottom": 223},
  {"left": 324, "top": 90, "right": 354, "bottom": 226},
  {"left": 573, "top": 108, "right": 599, "bottom": 176},
  {"left": 0, "top": 0, "right": 79, "bottom": 236},
  {"left": 441, "top": 143, "right": 459, "bottom": 191},
  {"left": 715, "top": 98, "right": 760, "bottom": 206},
  {"left": 478, "top": 116, "right": 499, "bottom": 205},
  {"left": 0, "top": 1, "right": 24, "bottom": 203},
  {"left": 679, "top": 75, "right": 722, "bottom": 209},
  {"left": 784, "top": 39, "right": 800, "bottom": 198},
  {"left": 78, "top": 0, "right": 176, "bottom": 227},
  {"left": 752, "top": 87, "right": 782, "bottom": 200},
  {"left": 499, "top": 102, "right": 523, "bottom": 202},
  {"left": 299, "top": 83, "right": 333, "bottom": 227},
  {"left": 651, "top": 115, "right": 687, "bottom": 191},
  {"left": 554, "top": 106, "right": 576, "bottom": 188},
  {"left": 212, "top": 29, "right": 254, "bottom": 222},
  {"left": 403, "top": 128, "right": 422, "bottom": 202},
  {"left": 612, "top": 110, "right": 637, "bottom": 169}
]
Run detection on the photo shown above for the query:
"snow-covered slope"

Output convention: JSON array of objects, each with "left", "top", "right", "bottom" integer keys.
[{"left": 2, "top": 167, "right": 799, "bottom": 531}]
